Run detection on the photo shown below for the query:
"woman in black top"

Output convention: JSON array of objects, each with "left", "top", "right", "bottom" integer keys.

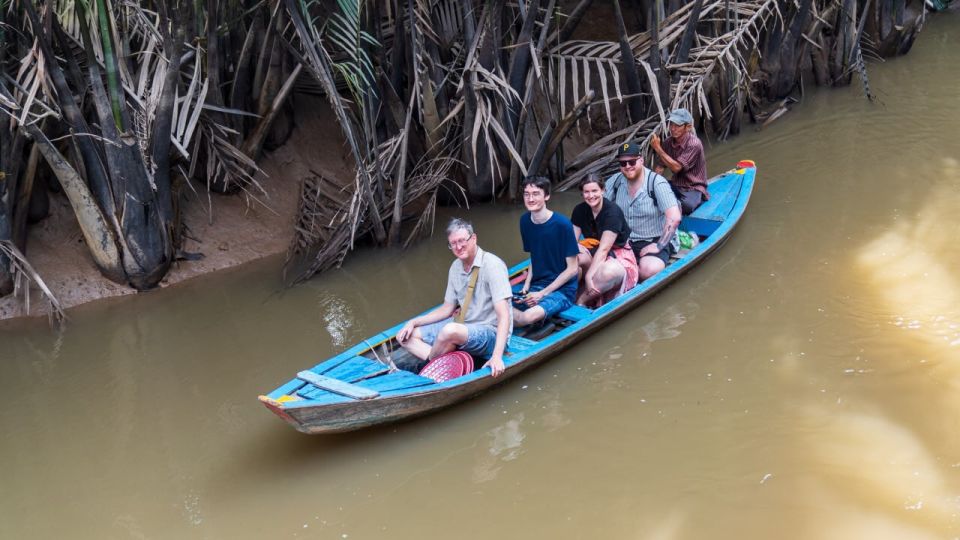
[{"left": 570, "top": 174, "right": 639, "bottom": 307}]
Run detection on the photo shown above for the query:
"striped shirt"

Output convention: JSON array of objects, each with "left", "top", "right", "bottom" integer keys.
[
  {"left": 605, "top": 170, "right": 680, "bottom": 250},
  {"left": 663, "top": 133, "right": 708, "bottom": 197}
]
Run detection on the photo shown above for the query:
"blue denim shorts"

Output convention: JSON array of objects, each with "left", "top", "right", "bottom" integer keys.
[
  {"left": 514, "top": 287, "right": 573, "bottom": 319},
  {"left": 418, "top": 318, "right": 497, "bottom": 358}
]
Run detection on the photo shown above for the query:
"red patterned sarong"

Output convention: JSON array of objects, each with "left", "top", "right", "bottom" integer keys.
[{"left": 612, "top": 244, "right": 639, "bottom": 295}]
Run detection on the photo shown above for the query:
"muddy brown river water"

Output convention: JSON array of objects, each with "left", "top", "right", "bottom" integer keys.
[{"left": 2, "top": 13, "right": 959, "bottom": 540}]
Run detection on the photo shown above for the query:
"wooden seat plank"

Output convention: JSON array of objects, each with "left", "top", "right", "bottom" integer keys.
[
  {"left": 296, "top": 371, "right": 380, "bottom": 400},
  {"left": 557, "top": 304, "right": 593, "bottom": 323},
  {"left": 690, "top": 175, "right": 743, "bottom": 220},
  {"left": 680, "top": 216, "right": 721, "bottom": 237},
  {"left": 313, "top": 355, "right": 355, "bottom": 375},
  {"left": 507, "top": 335, "right": 538, "bottom": 353},
  {"left": 355, "top": 370, "right": 436, "bottom": 392}
]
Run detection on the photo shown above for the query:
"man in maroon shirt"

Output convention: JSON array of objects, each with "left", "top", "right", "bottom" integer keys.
[{"left": 650, "top": 108, "right": 708, "bottom": 215}]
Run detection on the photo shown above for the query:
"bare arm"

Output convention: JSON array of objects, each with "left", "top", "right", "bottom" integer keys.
[
  {"left": 521, "top": 265, "right": 533, "bottom": 294},
  {"left": 481, "top": 298, "right": 511, "bottom": 377},
  {"left": 650, "top": 133, "right": 683, "bottom": 174},
  {"left": 528, "top": 255, "right": 579, "bottom": 302},
  {"left": 638, "top": 206, "right": 682, "bottom": 257},
  {"left": 655, "top": 206, "right": 682, "bottom": 251}
]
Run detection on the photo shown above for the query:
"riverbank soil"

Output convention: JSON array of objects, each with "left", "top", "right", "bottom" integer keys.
[{"left": 0, "top": 94, "right": 352, "bottom": 321}]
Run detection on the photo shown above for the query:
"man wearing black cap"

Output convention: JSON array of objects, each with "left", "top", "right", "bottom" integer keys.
[
  {"left": 604, "top": 143, "right": 682, "bottom": 281},
  {"left": 650, "top": 108, "right": 708, "bottom": 215}
]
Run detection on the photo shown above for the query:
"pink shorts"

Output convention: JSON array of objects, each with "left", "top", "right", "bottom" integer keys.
[{"left": 611, "top": 245, "right": 639, "bottom": 295}]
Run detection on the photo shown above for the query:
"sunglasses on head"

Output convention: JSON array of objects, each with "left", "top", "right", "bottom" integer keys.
[{"left": 617, "top": 158, "right": 639, "bottom": 168}]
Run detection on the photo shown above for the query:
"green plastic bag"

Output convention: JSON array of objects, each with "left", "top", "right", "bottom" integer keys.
[{"left": 677, "top": 230, "right": 699, "bottom": 250}]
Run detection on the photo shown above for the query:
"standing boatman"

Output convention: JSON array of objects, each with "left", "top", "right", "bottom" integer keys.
[{"left": 650, "top": 108, "right": 708, "bottom": 215}]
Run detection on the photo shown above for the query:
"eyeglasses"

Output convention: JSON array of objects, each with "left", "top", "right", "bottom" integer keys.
[
  {"left": 448, "top": 234, "right": 474, "bottom": 250},
  {"left": 522, "top": 191, "right": 545, "bottom": 199},
  {"left": 618, "top": 158, "right": 640, "bottom": 168}
]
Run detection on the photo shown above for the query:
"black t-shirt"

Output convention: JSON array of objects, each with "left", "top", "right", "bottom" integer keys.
[{"left": 570, "top": 198, "right": 632, "bottom": 249}]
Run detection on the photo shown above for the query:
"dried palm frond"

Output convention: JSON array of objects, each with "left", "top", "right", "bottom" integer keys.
[
  {"left": 57, "top": 0, "right": 140, "bottom": 103},
  {"left": 56, "top": 0, "right": 243, "bottom": 185},
  {"left": 556, "top": 116, "right": 659, "bottom": 190},
  {"left": 191, "top": 119, "right": 268, "bottom": 211},
  {"left": 284, "top": 0, "right": 384, "bottom": 244},
  {"left": 0, "top": 240, "right": 66, "bottom": 325},
  {"left": 12, "top": 44, "right": 57, "bottom": 127},
  {"left": 430, "top": 0, "right": 463, "bottom": 48},
  {"left": 284, "top": 133, "right": 463, "bottom": 284},
  {"left": 552, "top": 0, "right": 779, "bottom": 186},
  {"left": 547, "top": 0, "right": 778, "bottom": 131},
  {"left": 403, "top": 190, "right": 438, "bottom": 249},
  {"left": 670, "top": 0, "right": 780, "bottom": 111},
  {"left": 130, "top": 4, "right": 260, "bottom": 194}
]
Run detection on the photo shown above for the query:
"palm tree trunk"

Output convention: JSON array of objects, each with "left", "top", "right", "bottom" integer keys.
[
  {"left": 552, "top": 0, "right": 595, "bottom": 43},
  {"left": 506, "top": 0, "right": 541, "bottom": 137},
  {"left": 612, "top": 0, "right": 644, "bottom": 123},
  {"left": 16, "top": 120, "right": 125, "bottom": 282}
]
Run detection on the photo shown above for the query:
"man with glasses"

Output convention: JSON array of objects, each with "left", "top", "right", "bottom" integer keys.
[
  {"left": 650, "top": 108, "right": 708, "bottom": 215},
  {"left": 513, "top": 176, "right": 580, "bottom": 327},
  {"left": 397, "top": 218, "right": 512, "bottom": 377},
  {"left": 605, "top": 142, "right": 682, "bottom": 281}
]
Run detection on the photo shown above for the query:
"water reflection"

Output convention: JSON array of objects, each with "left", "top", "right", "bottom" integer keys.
[
  {"left": 857, "top": 179, "right": 960, "bottom": 354},
  {"left": 472, "top": 413, "right": 526, "bottom": 483},
  {"left": 798, "top": 407, "right": 958, "bottom": 539},
  {"left": 316, "top": 291, "right": 356, "bottom": 348}
]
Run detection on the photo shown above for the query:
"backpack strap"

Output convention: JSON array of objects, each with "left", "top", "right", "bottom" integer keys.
[
  {"left": 645, "top": 169, "right": 659, "bottom": 210},
  {"left": 611, "top": 171, "right": 658, "bottom": 209},
  {"left": 611, "top": 173, "right": 622, "bottom": 202}
]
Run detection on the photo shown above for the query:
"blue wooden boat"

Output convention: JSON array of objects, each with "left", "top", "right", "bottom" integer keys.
[{"left": 259, "top": 160, "right": 757, "bottom": 434}]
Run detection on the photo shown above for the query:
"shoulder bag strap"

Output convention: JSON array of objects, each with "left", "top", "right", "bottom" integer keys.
[{"left": 454, "top": 266, "right": 481, "bottom": 324}]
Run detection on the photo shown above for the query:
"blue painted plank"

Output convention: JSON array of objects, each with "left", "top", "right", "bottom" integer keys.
[
  {"left": 296, "top": 371, "right": 379, "bottom": 400},
  {"left": 266, "top": 379, "right": 305, "bottom": 400},
  {"left": 680, "top": 172, "right": 743, "bottom": 236},
  {"left": 312, "top": 355, "right": 355, "bottom": 375},
  {"left": 557, "top": 304, "right": 593, "bottom": 322},
  {"left": 681, "top": 216, "right": 721, "bottom": 237},
  {"left": 324, "top": 357, "right": 390, "bottom": 382},
  {"left": 507, "top": 335, "right": 538, "bottom": 353},
  {"left": 355, "top": 370, "right": 436, "bottom": 392},
  {"left": 694, "top": 174, "right": 742, "bottom": 221}
]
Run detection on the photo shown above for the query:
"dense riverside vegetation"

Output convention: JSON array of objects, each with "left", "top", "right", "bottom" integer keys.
[{"left": 0, "top": 0, "right": 933, "bottom": 308}]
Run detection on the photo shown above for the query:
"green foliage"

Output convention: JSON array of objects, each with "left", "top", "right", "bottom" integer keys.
[{"left": 314, "top": 0, "right": 379, "bottom": 103}]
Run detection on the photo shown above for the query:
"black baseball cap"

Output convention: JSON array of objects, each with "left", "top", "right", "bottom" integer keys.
[{"left": 616, "top": 142, "right": 641, "bottom": 158}]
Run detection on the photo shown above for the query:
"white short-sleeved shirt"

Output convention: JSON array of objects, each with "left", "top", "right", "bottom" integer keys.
[{"left": 444, "top": 248, "right": 513, "bottom": 333}]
